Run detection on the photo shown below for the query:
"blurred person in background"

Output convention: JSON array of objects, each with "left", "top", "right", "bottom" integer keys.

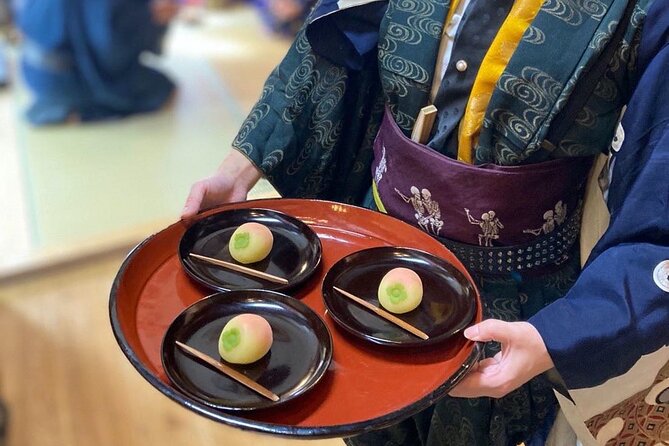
[
  {"left": 14, "top": 0, "right": 179, "bottom": 125},
  {"left": 252, "top": 0, "right": 315, "bottom": 36},
  {"left": 0, "top": 0, "right": 11, "bottom": 87}
]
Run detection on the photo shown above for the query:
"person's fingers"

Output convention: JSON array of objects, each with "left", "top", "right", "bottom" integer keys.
[
  {"left": 475, "top": 356, "right": 501, "bottom": 372},
  {"left": 181, "top": 181, "right": 207, "bottom": 219},
  {"left": 463, "top": 319, "right": 513, "bottom": 344},
  {"left": 448, "top": 365, "right": 511, "bottom": 398}
]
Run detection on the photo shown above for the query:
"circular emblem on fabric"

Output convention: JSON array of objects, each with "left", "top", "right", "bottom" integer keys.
[
  {"left": 611, "top": 123, "right": 625, "bottom": 152},
  {"left": 653, "top": 260, "right": 669, "bottom": 292}
]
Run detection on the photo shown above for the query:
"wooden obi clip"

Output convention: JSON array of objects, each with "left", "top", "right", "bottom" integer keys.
[{"left": 371, "top": 107, "right": 594, "bottom": 275}]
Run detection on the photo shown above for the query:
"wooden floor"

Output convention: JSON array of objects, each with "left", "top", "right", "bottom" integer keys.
[{"left": 0, "top": 251, "right": 343, "bottom": 446}]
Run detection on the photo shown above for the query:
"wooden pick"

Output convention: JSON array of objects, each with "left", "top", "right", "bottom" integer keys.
[
  {"left": 411, "top": 105, "right": 438, "bottom": 144},
  {"left": 332, "top": 287, "right": 429, "bottom": 340},
  {"left": 175, "top": 341, "right": 280, "bottom": 402},
  {"left": 189, "top": 253, "right": 288, "bottom": 285}
]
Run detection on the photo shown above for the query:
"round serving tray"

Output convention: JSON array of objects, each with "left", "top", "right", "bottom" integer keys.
[{"left": 109, "top": 199, "right": 482, "bottom": 438}]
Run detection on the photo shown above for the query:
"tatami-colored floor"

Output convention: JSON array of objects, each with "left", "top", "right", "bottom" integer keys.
[
  {"left": 0, "top": 5, "right": 281, "bottom": 279},
  {"left": 0, "top": 6, "right": 341, "bottom": 446}
]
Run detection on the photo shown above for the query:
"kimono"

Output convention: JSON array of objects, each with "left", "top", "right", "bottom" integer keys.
[
  {"left": 530, "top": 1, "right": 669, "bottom": 443},
  {"left": 232, "top": 0, "right": 664, "bottom": 444},
  {"left": 15, "top": 0, "right": 175, "bottom": 125}
]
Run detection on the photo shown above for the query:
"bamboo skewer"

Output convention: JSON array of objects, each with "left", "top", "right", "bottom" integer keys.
[
  {"left": 189, "top": 253, "right": 289, "bottom": 285},
  {"left": 332, "top": 287, "right": 429, "bottom": 340},
  {"left": 175, "top": 341, "right": 280, "bottom": 402}
]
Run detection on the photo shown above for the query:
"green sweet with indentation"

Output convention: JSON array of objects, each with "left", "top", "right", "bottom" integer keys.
[
  {"left": 228, "top": 222, "right": 274, "bottom": 264},
  {"left": 386, "top": 283, "right": 408, "bottom": 304},
  {"left": 233, "top": 232, "right": 250, "bottom": 250},
  {"left": 218, "top": 314, "right": 274, "bottom": 364},
  {"left": 221, "top": 327, "right": 241, "bottom": 351},
  {"left": 377, "top": 267, "right": 424, "bottom": 314}
]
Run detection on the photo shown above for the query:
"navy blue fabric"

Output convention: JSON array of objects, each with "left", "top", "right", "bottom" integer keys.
[
  {"left": 428, "top": 0, "right": 513, "bottom": 156},
  {"left": 306, "top": 0, "right": 387, "bottom": 70},
  {"left": 529, "top": 0, "right": 669, "bottom": 390},
  {"left": 16, "top": 0, "right": 174, "bottom": 125}
]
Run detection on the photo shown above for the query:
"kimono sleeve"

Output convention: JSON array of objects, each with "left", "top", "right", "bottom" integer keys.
[
  {"left": 528, "top": 3, "right": 669, "bottom": 390},
  {"left": 231, "top": 3, "right": 387, "bottom": 201}
]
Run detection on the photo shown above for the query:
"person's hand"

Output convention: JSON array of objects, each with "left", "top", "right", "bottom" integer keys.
[
  {"left": 449, "top": 320, "right": 554, "bottom": 399},
  {"left": 181, "top": 150, "right": 263, "bottom": 220}
]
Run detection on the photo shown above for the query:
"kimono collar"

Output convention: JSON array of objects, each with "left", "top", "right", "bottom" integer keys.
[{"left": 305, "top": 0, "right": 389, "bottom": 70}]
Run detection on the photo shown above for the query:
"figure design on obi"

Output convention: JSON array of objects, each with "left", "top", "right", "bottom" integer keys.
[
  {"left": 523, "top": 201, "right": 568, "bottom": 236},
  {"left": 465, "top": 208, "right": 504, "bottom": 247},
  {"left": 395, "top": 186, "right": 444, "bottom": 236}
]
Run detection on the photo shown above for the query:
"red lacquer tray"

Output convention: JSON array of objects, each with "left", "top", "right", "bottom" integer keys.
[{"left": 109, "top": 199, "right": 482, "bottom": 438}]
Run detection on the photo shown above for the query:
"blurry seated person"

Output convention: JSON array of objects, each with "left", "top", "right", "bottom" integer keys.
[{"left": 15, "top": 0, "right": 178, "bottom": 125}]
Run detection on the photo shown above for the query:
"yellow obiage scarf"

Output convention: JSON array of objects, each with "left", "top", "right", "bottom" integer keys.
[
  {"left": 372, "top": 0, "right": 543, "bottom": 213},
  {"left": 456, "top": 0, "right": 544, "bottom": 163}
]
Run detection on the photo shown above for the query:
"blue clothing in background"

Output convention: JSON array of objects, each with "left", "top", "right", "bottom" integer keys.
[{"left": 16, "top": 0, "right": 175, "bottom": 125}]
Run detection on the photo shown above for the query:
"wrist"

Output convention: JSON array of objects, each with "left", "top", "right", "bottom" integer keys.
[
  {"left": 220, "top": 149, "right": 263, "bottom": 190},
  {"left": 522, "top": 322, "right": 554, "bottom": 374}
]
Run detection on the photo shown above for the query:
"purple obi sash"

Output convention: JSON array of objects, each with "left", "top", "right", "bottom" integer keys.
[{"left": 371, "top": 108, "right": 594, "bottom": 274}]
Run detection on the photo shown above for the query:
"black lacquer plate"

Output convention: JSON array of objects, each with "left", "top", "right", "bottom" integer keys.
[
  {"left": 161, "top": 290, "right": 333, "bottom": 411},
  {"left": 322, "top": 247, "right": 477, "bottom": 347},
  {"left": 179, "top": 208, "right": 322, "bottom": 292}
]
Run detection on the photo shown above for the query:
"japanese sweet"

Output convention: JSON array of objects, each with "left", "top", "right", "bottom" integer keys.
[
  {"left": 377, "top": 267, "right": 423, "bottom": 314},
  {"left": 228, "top": 222, "right": 274, "bottom": 264},
  {"left": 218, "top": 314, "right": 273, "bottom": 364}
]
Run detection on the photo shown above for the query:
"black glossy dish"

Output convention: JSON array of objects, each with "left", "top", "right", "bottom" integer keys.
[
  {"left": 161, "top": 290, "right": 333, "bottom": 411},
  {"left": 179, "top": 208, "right": 322, "bottom": 292},
  {"left": 322, "top": 247, "right": 477, "bottom": 347}
]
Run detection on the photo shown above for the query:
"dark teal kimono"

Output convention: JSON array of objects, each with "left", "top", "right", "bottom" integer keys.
[{"left": 232, "top": 0, "right": 654, "bottom": 444}]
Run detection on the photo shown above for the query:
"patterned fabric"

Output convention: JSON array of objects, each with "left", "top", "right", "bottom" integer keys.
[
  {"left": 529, "top": 0, "right": 668, "bottom": 390},
  {"left": 230, "top": 0, "right": 652, "bottom": 443},
  {"left": 584, "top": 361, "right": 669, "bottom": 445},
  {"left": 232, "top": 30, "right": 384, "bottom": 203},
  {"left": 376, "top": 0, "right": 450, "bottom": 134},
  {"left": 371, "top": 107, "right": 593, "bottom": 249},
  {"left": 476, "top": 0, "right": 649, "bottom": 165}
]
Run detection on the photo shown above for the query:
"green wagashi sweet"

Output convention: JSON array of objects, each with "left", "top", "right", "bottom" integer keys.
[
  {"left": 377, "top": 267, "right": 423, "bottom": 314},
  {"left": 228, "top": 222, "right": 273, "bottom": 264},
  {"left": 218, "top": 313, "right": 273, "bottom": 364}
]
